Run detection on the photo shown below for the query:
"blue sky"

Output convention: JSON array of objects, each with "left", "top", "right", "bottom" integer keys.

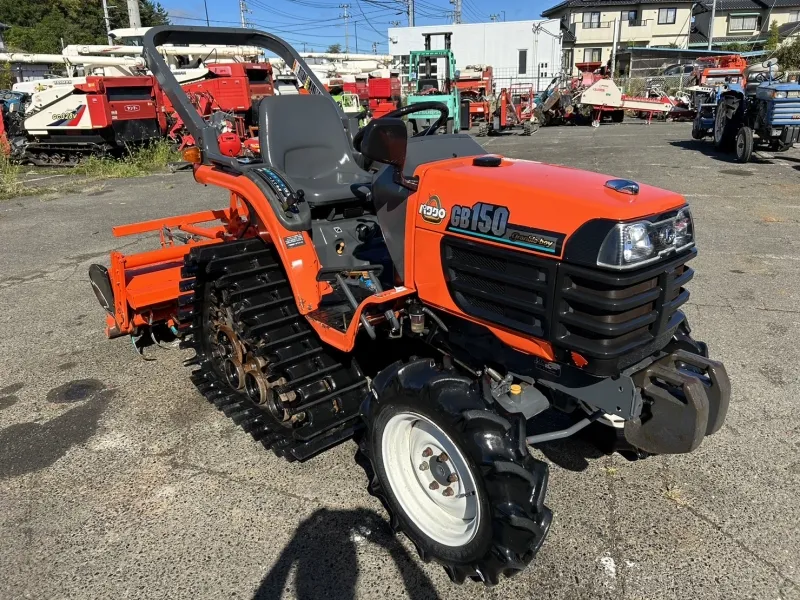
[{"left": 161, "top": 0, "right": 552, "bottom": 53}]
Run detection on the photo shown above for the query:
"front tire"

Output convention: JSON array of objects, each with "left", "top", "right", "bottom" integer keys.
[
  {"left": 359, "top": 360, "right": 551, "bottom": 585},
  {"left": 735, "top": 126, "right": 754, "bottom": 163},
  {"left": 714, "top": 97, "right": 738, "bottom": 150}
]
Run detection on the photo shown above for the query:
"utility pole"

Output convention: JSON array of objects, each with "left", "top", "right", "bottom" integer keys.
[
  {"left": 102, "top": 0, "right": 113, "bottom": 43},
  {"left": 340, "top": 4, "right": 351, "bottom": 53},
  {"left": 610, "top": 18, "right": 619, "bottom": 76},
  {"left": 490, "top": 14, "right": 498, "bottom": 21},
  {"left": 239, "top": 0, "right": 250, "bottom": 27},
  {"left": 372, "top": 41, "right": 378, "bottom": 54},
  {"left": 390, "top": 20, "right": 402, "bottom": 26},
  {"left": 707, "top": 0, "right": 717, "bottom": 50},
  {"left": 532, "top": 23, "right": 540, "bottom": 91},
  {"left": 451, "top": 0, "right": 462, "bottom": 24},
  {"left": 355, "top": 21, "right": 359, "bottom": 52},
  {"left": 408, "top": 0, "right": 415, "bottom": 27},
  {"left": 203, "top": 0, "right": 210, "bottom": 26},
  {"left": 127, "top": 0, "right": 142, "bottom": 28}
]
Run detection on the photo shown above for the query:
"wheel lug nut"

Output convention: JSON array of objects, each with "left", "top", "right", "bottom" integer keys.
[
  {"left": 447, "top": 473, "right": 458, "bottom": 483},
  {"left": 442, "top": 487, "right": 454, "bottom": 497},
  {"left": 422, "top": 447, "right": 433, "bottom": 458},
  {"left": 419, "top": 462, "right": 429, "bottom": 471},
  {"left": 429, "top": 481, "right": 439, "bottom": 490},
  {"left": 438, "top": 452, "right": 449, "bottom": 462}
]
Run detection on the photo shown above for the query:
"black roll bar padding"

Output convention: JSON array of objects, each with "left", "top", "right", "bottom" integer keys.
[{"left": 141, "top": 26, "right": 336, "bottom": 170}]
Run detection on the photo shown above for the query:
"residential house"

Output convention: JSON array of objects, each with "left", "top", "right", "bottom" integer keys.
[
  {"left": 691, "top": 0, "right": 800, "bottom": 49},
  {"left": 542, "top": 0, "right": 695, "bottom": 73}
]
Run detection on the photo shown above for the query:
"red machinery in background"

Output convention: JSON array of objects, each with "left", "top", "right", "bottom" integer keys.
[
  {"left": 163, "top": 62, "right": 277, "bottom": 154},
  {"left": 689, "top": 55, "right": 748, "bottom": 87},
  {"left": 488, "top": 84, "right": 538, "bottom": 136},
  {"left": 367, "top": 72, "right": 401, "bottom": 119},
  {"left": 342, "top": 74, "right": 369, "bottom": 105},
  {"left": 4, "top": 75, "right": 167, "bottom": 165},
  {"left": 455, "top": 65, "right": 493, "bottom": 131}
]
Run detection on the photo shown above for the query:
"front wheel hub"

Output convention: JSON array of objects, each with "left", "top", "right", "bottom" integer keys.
[{"left": 382, "top": 412, "right": 481, "bottom": 546}]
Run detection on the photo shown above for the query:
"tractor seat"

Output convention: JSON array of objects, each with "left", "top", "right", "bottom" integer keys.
[
  {"left": 258, "top": 94, "right": 371, "bottom": 207},
  {"left": 744, "top": 65, "right": 770, "bottom": 95}
]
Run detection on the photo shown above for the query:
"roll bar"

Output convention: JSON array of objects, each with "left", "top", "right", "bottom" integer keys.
[{"left": 142, "top": 26, "right": 335, "bottom": 169}]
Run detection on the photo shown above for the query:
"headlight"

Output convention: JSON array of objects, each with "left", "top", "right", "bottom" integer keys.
[
  {"left": 597, "top": 208, "right": 694, "bottom": 269},
  {"left": 773, "top": 90, "right": 788, "bottom": 99}
]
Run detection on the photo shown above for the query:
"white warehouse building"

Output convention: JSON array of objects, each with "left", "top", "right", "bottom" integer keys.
[{"left": 387, "top": 20, "right": 563, "bottom": 93}]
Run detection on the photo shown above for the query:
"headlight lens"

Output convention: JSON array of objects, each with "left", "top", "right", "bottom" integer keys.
[
  {"left": 597, "top": 208, "right": 694, "bottom": 269},
  {"left": 773, "top": 90, "right": 788, "bottom": 99}
]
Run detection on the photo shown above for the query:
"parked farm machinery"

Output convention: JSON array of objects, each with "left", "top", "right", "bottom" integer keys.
[
  {"left": 90, "top": 25, "right": 730, "bottom": 586},
  {"left": 690, "top": 58, "right": 800, "bottom": 162},
  {"left": 406, "top": 32, "right": 462, "bottom": 134},
  {"left": 485, "top": 84, "right": 539, "bottom": 136}
]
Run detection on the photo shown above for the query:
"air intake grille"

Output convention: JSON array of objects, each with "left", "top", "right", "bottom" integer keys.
[{"left": 441, "top": 238, "right": 555, "bottom": 337}]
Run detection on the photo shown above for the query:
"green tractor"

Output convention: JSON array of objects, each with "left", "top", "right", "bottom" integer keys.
[{"left": 406, "top": 32, "right": 461, "bottom": 135}]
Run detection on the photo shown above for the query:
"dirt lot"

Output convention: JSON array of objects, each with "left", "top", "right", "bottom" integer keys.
[{"left": 1, "top": 122, "right": 799, "bottom": 600}]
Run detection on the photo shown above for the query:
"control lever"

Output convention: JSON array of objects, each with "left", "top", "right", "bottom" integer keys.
[
  {"left": 286, "top": 189, "right": 305, "bottom": 212},
  {"left": 370, "top": 275, "right": 401, "bottom": 333}
]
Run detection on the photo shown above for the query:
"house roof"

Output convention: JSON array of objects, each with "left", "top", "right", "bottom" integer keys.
[
  {"left": 778, "top": 20, "right": 800, "bottom": 37},
  {"left": 542, "top": 0, "right": 694, "bottom": 18},
  {"left": 688, "top": 29, "right": 769, "bottom": 44},
  {"left": 695, "top": 0, "right": 800, "bottom": 10},
  {"left": 560, "top": 20, "right": 577, "bottom": 42}
]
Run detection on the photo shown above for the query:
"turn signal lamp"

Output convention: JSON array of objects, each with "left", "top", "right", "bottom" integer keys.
[{"left": 182, "top": 147, "right": 202, "bottom": 164}]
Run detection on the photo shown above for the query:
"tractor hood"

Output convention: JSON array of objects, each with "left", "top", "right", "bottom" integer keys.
[{"left": 414, "top": 155, "right": 688, "bottom": 260}]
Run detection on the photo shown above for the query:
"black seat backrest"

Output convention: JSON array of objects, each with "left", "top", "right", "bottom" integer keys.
[{"left": 258, "top": 94, "right": 361, "bottom": 181}]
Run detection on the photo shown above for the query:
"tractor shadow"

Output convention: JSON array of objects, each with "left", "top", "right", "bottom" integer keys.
[
  {"left": 668, "top": 139, "right": 774, "bottom": 165},
  {"left": 253, "top": 507, "right": 443, "bottom": 600}
]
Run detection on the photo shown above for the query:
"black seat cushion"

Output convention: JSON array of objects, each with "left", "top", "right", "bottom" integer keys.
[{"left": 258, "top": 95, "right": 371, "bottom": 206}]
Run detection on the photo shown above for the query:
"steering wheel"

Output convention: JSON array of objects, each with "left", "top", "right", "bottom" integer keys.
[{"left": 353, "top": 101, "right": 449, "bottom": 153}]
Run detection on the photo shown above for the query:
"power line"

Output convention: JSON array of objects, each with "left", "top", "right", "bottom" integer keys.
[{"left": 356, "top": 0, "right": 389, "bottom": 36}]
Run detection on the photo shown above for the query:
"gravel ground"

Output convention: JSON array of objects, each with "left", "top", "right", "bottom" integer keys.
[{"left": 1, "top": 121, "right": 799, "bottom": 600}]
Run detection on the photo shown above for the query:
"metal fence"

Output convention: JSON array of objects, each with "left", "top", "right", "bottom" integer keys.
[
  {"left": 619, "top": 68, "right": 800, "bottom": 98},
  {"left": 490, "top": 67, "right": 559, "bottom": 96}
]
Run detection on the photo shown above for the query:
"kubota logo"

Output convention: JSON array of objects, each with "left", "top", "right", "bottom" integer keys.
[
  {"left": 419, "top": 196, "right": 446, "bottom": 225},
  {"left": 124, "top": 105, "right": 141, "bottom": 112}
]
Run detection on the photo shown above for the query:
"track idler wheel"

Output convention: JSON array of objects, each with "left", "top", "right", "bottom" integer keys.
[{"left": 359, "top": 359, "right": 551, "bottom": 585}]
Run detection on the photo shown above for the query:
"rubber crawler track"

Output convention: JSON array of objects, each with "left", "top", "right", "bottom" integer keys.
[{"left": 178, "top": 238, "right": 368, "bottom": 462}]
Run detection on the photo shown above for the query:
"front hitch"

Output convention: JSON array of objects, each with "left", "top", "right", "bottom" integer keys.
[{"left": 624, "top": 350, "right": 730, "bottom": 454}]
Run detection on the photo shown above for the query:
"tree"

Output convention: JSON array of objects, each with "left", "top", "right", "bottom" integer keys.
[
  {"left": 775, "top": 35, "right": 800, "bottom": 70},
  {"left": 0, "top": 0, "right": 170, "bottom": 54},
  {"left": 0, "top": 62, "right": 12, "bottom": 89},
  {"left": 326, "top": 43, "right": 342, "bottom": 54},
  {"left": 766, "top": 20, "right": 780, "bottom": 52}
]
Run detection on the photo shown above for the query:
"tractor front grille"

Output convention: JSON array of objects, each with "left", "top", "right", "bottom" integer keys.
[
  {"left": 441, "top": 237, "right": 556, "bottom": 338},
  {"left": 551, "top": 248, "right": 696, "bottom": 370},
  {"left": 769, "top": 99, "right": 800, "bottom": 126},
  {"left": 440, "top": 236, "right": 696, "bottom": 376}
]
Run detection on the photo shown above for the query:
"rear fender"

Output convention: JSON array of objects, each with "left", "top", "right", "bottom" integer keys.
[{"left": 193, "top": 165, "right": 325, "bottom": 313}]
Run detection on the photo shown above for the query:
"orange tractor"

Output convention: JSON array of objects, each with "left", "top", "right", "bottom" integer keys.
[{"left": 90, "top": 27, "right": 730, "bottom": 584}]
